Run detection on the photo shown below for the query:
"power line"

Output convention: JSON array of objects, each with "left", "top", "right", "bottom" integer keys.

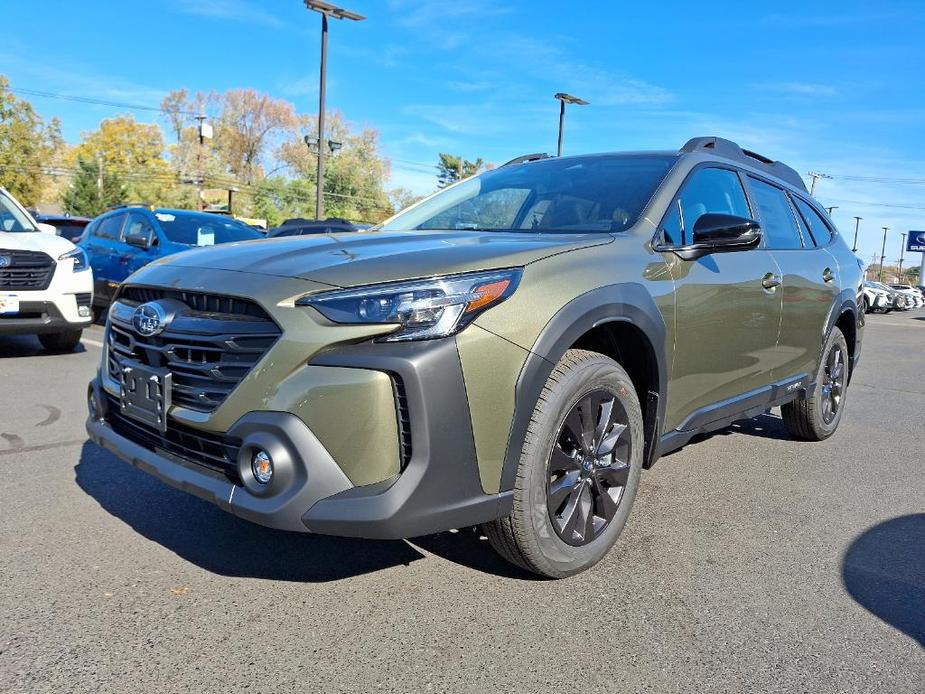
[{"left": 4, "top": 86, "right": 198, "bottom": 117}]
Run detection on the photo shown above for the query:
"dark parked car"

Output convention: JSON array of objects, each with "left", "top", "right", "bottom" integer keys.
[
  {"left": 267, "top": 217, "right": 367, "bottom": 238},
  {"left": 35, "top": 214, "right": 92, "bottom": 244}
]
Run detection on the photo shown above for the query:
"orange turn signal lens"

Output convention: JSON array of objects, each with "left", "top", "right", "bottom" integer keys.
[{"left": 465, "top": 279, "right": 511, "bottom": 313}]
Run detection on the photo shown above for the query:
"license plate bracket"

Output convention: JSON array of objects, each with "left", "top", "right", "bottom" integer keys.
[
  {"left": 119, "top": 361, "right": 172, "bottom": 432},
  {"left": 0, "top": 294, "right": 20, "bottom": 315}
]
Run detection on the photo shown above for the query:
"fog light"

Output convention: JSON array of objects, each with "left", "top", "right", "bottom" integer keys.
[
  {"left": 87, "top": 387, "right": 99, "bottom": 420},
  {"left": 252, "top": 450, "right": 273, "bottom": 484},
  {"left": 78, "top": 305, "right": 91, "bottom": 318}
]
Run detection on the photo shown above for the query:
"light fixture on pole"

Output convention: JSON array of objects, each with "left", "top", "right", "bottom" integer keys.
[
  {"left": 826, "top": 206, "right": 838, "bottom": 215},
  {"left": 554, "top": 92, "right": 589, "bottom": 157},
  {"left": 852, "top": 216, "right": 862, "bottom": 253},
  {"left": 304, "top": 1, "right": 365, "bottom": 220}
]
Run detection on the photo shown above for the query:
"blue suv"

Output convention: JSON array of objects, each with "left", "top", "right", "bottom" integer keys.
[{"left": 79, "top": 206, "right": 263, "bottom": 312}]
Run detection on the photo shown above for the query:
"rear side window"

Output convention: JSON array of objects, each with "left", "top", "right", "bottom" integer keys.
[
  {"left": 661, "top": 167, "right": 751, "bottom": 245},
  {"left": 747, "top": 177, "right": 803, "bottom": 249},
  {"left": 792, "top": 197, "right": 833, "bottom": 246},
  {"left": 95, "top": 214, "right": 126, "bottom": 240}
]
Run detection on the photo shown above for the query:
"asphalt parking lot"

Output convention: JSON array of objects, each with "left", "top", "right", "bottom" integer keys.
[{"left": 1, "top": 312, "right": 922, "bottom": 694}]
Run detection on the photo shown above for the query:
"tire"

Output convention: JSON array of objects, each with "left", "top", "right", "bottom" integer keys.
[
  {"left": 781, "top": 327, "right": 849, "bottom": 441},
  {"left": 484, "top": 349, "right": 644, "bottom": 578},
  {"left": 38, "top": 329, "right": 83, "bottom": 353},
  {"left": 863, "top": 297, "right": 871, "bottom": 314}
]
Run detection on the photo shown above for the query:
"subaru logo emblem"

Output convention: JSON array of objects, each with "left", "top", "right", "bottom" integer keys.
[
  {"left": 0, "top": 255, "right": 10, "bottom": 269},
  {"left": 132, "top": 301, "right": 168, "bottom": 337}
]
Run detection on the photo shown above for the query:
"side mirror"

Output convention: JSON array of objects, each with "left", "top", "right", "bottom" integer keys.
[
  {"left": 125, "top": 228, "right": 155, "bottom": 249},
  {"left": 675, "top": 214, "right": 761, "bottom": 260}
]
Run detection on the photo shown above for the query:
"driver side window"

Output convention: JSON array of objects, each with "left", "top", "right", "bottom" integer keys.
[{"left": 661, "top": 168, "right": 751, "bottom": 245}]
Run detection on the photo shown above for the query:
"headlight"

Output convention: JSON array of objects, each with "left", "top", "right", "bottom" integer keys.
[
  {"left": 58, "top": 248, "right": 89, "bottom": 272},
  {"left": 297, "top": 268, "right": 522, "bottom": 342}
]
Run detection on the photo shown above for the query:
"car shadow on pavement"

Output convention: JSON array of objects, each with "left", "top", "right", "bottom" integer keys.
[
  {"left": 0, "top": 335, "right": 89, "bottom": 358},
  {"left": 75, "top": 441, "right": 536, "bottom": 582},
  {"left": 841, "top": 514, "right": 925, "bottom": 647}
]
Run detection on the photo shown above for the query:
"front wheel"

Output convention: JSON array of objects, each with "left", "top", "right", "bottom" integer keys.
[
  {"left": 781, "top": 327, "right": 849, "bottom": 441},
  {"left": 484, "top": 349, "right": 644, "bottom": 578},
  {"left": 38, "top": 329, "right": 83, "bottom": 353}
]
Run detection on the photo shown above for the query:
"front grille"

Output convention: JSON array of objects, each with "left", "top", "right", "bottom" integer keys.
[
  {"left": 392, "top": 376, "right": 412, "bottom": 468},
  {"left": 107, "top": 287, "right": 281, "bottom": 412},
  {"left": 0, "top": 250, "right": 55, "bottom": 290},
  {"left": 104, "top": 395, "right": 241, "bottom": 479}
]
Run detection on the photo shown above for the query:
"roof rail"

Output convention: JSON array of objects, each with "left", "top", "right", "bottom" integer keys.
[
  {"left": 105, "top": 202, "right": 154, "bottom": 211},
  {"left": 680, "top": 136, "right": 807, "bottom": 192},
  {"left": 502, "top": 152, "right": 551, "bottom": 167}
]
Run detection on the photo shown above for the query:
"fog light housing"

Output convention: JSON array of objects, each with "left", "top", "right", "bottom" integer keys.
[
  {"left": 78, "top": 305, "right": 91, "bottom": 318},
  {"left": 252, "top": 450, "right": 273, "bottom": 484}
]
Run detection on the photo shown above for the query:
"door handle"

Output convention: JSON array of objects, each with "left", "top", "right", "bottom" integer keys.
[
  {"left": 761, "top": 273, "right": 782, "bottom": 290},
  {"left": 822, "top": 268, "right": 835, "bottom": 283}
]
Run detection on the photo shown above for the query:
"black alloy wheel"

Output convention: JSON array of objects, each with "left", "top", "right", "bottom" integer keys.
[
  {"left": 546, "top": 390, "right": 631, "bottom": 547},
  {"left": 820, "top": 342, "right": 846, "bottom": 424}
]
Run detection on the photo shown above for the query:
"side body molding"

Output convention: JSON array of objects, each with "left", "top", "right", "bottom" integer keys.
[{"left": 498, "top": 283, "right": 669, "bottom": 492}]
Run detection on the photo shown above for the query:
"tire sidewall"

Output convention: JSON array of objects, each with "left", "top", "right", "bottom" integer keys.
[
  {"left": 520, "top": 356, "right": 644, "bottom": 577},
  {"left": 810, "top": 327, "right": 849, "bottom": 437}
]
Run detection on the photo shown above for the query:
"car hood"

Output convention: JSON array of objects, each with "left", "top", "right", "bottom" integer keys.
[
  {"left": 0, "top": 230, "right": 76, "bottom": 256},
  {"left": 151, "top": 229, "right": 613, "bottom": 288}
]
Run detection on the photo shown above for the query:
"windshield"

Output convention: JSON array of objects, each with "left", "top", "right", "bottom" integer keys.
[
  {"left": 0, "top": 191, "right": 37, "bottom": 233},
  {"left": 381, "top": 154, "right": 676, "bottom": 234},
  {"left": 154, "top": 211, "right": 263, "bottom": 246}
]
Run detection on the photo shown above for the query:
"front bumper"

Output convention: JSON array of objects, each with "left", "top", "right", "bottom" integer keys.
[
  {"left": 0, "top": 297, "right": 92, "bottom": 335},
  {"left": 87, "top": 333, "right": 513, "bottom": 538}
]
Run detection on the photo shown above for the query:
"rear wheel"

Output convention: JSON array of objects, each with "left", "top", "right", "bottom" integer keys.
[
  {"left": 862, "top": 297, "right": 870, "bottom": 314},
  {"left": 484, "top": 349, "right": 644, "bottom": 578},
  {"left": 38, "top": 329, "right": 82, "bottom": 353},
  {"left": 782, "top": 327, "right": 849, "bottom": 441}
]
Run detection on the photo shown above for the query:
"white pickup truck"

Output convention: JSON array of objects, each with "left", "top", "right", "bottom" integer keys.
[{"left": 0, "top": 187, "right": 93, "bottom": 351}]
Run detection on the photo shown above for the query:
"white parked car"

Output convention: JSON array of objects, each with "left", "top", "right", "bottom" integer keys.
[
  {"left": 862, "top": 281, "right": 892, "bottom": 313},
  {"left": 890, "top": 284, "right": 924, "bottom": 309},
  {"left": 0, "top": 187, "right": 94, "bottom": 351}
]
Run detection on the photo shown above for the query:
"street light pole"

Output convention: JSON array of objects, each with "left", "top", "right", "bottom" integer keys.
[
  {"left": 826, "top": 206, "right": 838, "bottom": 215},
  {"left": 879, "top": 227, "right": 889, "bottom": 282},
  {"left": 898, "top": 233, "right": 906, "bottom": 282},
  {"left": 305, "top": 1, "right": 365, "bottom": 220},
  {"left": 807, "top": 171, "right": 831, "bottom": 196},
  {"left": 554, "top": 92, "right": 589, "bottom": 157},
  {"left": 852, "top": 216, "right": 862, "bottom": 253}
]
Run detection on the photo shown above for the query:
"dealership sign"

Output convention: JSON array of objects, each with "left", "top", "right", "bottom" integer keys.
[{"left": 908, "top": 231, "right": 925, "bottom": 253}]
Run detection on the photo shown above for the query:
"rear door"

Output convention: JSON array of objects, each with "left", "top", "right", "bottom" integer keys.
[
  {"left": 745, "top": 178, "right": 839, "bottom": 383},
  {"left": 660, "top": 166, "right": 784, "bottom": 431},
  {"left": 86, "top": 212, "right": 128, "bottom": 304}
]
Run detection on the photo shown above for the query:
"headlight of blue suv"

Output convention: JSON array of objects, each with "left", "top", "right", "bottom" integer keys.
[
  {"left": 58, "top": 248, "right": 90, "bottom": 272},
  {"left": 297, "top": 268, "right": 522, "bottom": 342}
]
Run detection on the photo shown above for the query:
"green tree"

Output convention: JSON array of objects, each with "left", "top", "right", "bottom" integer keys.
[
  {"left": 436, "top": 153, "right": 483, "bottom": 188},
  {"left": 70, "top": 114, "right": 173, "bottom": 205},
  {"left": 61, "top": 156, "right": 126, "bottom": 216},
  {"left": 277, "top": 111, "right": 393, "bottom": 222},
  {"left": 0, "top": 75, "right": 62, "bottom": 206}
]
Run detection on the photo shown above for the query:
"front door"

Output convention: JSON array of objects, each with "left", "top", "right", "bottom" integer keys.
[{"left": 659, "top": 166, "right": 784, "bottom": 431}]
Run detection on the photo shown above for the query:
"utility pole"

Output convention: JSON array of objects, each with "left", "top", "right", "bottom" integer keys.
[
  {"left": 807, "top": 171, "right": 831, "bottom": 196},
  {"left": 898, "top": 233, "right": 906, "bottom": 282},
  {"left": 852, "top": 216, "right": 862, "bottom": 253},
  {"left": 305, "top": 1, "right": 365, "bottom": 220},
  {"left": 195, "top": 113, "right": 206, "bottom": 211},
  {"left": 826, "top": 206, "right": 838, "bottom": 215},
  {"left": 95, "top": 152, "right": 103, "bottom": 201},
  {"left": 879, "top": 227, "right": 889, "bottom": 282}
]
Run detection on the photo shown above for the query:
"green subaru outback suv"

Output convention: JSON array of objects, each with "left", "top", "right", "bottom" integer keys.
[{"left": 87, "top": 137, "right": 863, "bottom": 577}]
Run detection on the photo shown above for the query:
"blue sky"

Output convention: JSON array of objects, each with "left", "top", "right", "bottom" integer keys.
[{"left": 2, "top": 0, "right": 925, "bottom": 263}]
